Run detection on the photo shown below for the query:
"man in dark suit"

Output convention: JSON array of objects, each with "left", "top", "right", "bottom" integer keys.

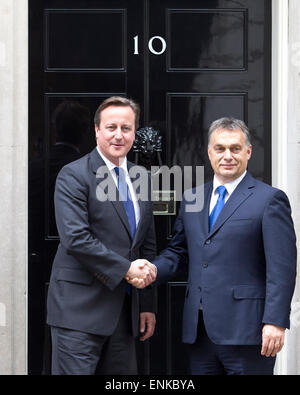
[
  {"left": 143, "top": 118, "right": 297, "bottom": 375},
  {"left": 47, "top": 96, "right": 157, "bottom": 375}
]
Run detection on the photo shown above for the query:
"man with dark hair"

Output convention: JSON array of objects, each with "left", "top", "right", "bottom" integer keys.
[
  {"left": 94, "top": 96, "right": 140, "bottom": 130},
  {"left": 47, "top": 96, "right": 157, "bottom": 375}
]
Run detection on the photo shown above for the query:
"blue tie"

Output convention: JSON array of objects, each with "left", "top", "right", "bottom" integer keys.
[
  {"left": 114, "top": 167, "right": 136, "bottom": 295},
  {"left": 114, "top": 167, "right": 136, "bottom": 238},
  {"left": 209, "top": 185, "right": 227, "bottom": 231}
]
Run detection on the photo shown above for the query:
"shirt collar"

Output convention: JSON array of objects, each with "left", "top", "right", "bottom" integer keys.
[
  {"left": 96, "top": 146, "right": 128, "bottom": 174},
  {"left": 213, "top": 170, "right": 247, "bottom": 196}
]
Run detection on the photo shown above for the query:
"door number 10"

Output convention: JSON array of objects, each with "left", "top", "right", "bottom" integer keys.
[{"left": 133, "top": 35, "right": 167, "bottom": 55}]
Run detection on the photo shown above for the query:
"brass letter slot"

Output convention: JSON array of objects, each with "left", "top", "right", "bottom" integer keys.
[{"left": 152, "top": 190, "right": 176, "bottom": 216}]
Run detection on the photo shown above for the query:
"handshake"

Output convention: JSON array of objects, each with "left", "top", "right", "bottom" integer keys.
[{"left": 125, "top": 259, "right": 157, "bottom": 289}]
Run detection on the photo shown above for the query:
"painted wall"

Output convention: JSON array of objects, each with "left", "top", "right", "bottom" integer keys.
[
  {"left": 285, "top": 0, "right": 300, "bottom": 375},
  {"left": 0, "top": 0, "right": 28, "bottom": 375}
]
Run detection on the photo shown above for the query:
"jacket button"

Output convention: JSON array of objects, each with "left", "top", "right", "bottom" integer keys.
[
  {"left": 203, "top": 263, "right": 208, "bottom": 268},
  {"left": 205, "top": 240, "right": 211, "bottom": 245}
]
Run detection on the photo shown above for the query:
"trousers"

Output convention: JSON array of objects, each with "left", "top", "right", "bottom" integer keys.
[
  {"left": 189, "top": 311, "right": 276, "bottom": 375},
  {"left": 50, "top": 295, "right": 137, "bottom": 375}
]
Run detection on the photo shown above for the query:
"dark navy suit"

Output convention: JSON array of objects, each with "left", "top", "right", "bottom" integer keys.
[{"left": 154, "top": 172, "right": 297, "bottom": 374}]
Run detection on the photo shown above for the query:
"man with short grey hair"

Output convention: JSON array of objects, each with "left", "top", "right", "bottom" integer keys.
[
  {"left": 148, "top": 117, "right": 297, "bottom": 375},
  {"left": 208, "top": 117, "right": 251, "bottom": 147}
]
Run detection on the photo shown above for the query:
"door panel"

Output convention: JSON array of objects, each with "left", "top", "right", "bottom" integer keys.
[
  {"left": 29, "top": 0, "right": 271, "bottom": 374},
  {"left": 168, "top": 9, "right": 247, "bottom": 71},
  {"left": 45, "top": 10, "right": 126, "bottom": 71}
]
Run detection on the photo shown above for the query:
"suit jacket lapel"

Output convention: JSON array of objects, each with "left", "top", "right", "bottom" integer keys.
[
  {"left": 133, "top": 199, "right": 146, "bottom": 245},
  {"left": 127, "top": 161, "right": 148, "bottom": 246},
  {"left": 90, "top": 148, "right": 132, "bottom": 238},
  {"left": 208, "top": 172, "right": 255, "bottom": 237},
  {"left": 198, "top": 181, "right": 213, "bottom": 236}
]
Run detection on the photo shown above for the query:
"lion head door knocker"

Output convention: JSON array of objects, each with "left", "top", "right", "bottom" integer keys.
[
  {"left": 133, "top": 126, "right": 162, "bottom": 169},
  {"left": 133, "top": 127, "right": 175, "bottom": 216}
]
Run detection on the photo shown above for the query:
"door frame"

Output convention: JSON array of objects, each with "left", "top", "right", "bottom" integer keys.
[{"left": 271, "top": 0, "right": 291, "bottom": 375}]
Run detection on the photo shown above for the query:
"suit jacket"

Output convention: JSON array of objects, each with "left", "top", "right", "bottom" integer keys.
[
  {"left": 154, "top": 172, "right": 297, "bottom": 345},
  {"left": 47, "top": 147, "right": 156, "bottom": 337}
]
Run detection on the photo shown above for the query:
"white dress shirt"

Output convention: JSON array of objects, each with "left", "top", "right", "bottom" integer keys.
[
  {"left": 96, "top": 147, "right": 140, "bottom": 227},
  {"left": 209, "top": 171, "right": 247, "bottom": 214}
]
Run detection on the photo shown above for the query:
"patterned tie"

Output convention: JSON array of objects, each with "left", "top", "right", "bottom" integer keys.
[
  {"left": 114, "top": 166, "right": 136, "bottom": 238},
  {"left": 209, "top": 185, "right": 227, "bottom": 231}
]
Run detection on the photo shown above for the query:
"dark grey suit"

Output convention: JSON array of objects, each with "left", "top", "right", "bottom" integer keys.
[{"left": 47, "top": 147, "right": 156, "bottom": 373}]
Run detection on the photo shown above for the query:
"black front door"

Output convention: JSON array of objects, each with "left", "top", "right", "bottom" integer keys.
[{"left": 29, "top": 0, "right": 271, "bottom": 374}]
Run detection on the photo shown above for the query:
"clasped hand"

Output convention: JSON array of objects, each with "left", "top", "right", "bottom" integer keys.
[{"left": 125, "top": 259, "right": 156, "bottom": 289}]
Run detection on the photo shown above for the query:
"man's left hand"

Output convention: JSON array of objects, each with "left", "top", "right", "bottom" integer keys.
[
  {"left": 139, "top": 312, "right": 156, "bottom": 341},
  {"left": 261, "top": 324, "right": 285, "bottom": 357}
]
